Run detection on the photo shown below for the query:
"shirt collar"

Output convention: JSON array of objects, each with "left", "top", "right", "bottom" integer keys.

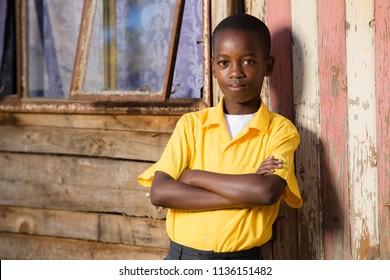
[{"left": 202, "top": 97, "right": 270, "bottom": 133}]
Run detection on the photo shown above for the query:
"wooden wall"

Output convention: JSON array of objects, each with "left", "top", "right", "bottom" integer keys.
[
  {"left": 0, "top": 113, "right": 179, "bottom": 259},
  {"left": 245, "top": 0, "right": 390, "bottom": 259},
  {"left": 0, "top": 0, "right": 389, "bottom": 260}
]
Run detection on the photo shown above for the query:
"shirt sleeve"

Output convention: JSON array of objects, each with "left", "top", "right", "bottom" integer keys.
[
  {"left": 137, "top": 115, "right": 191, "bottom": 187},
  {"left": 268, "top": 120, "right": 302, "bottom": 208}
]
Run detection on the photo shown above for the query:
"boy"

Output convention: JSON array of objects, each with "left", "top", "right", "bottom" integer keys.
[{"left": 137, "top": 13, "right": 302, "bottom": 260}]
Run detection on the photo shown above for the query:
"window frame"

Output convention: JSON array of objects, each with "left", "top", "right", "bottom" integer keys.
[{"left": 0, "top": 0, "right": 244, "bottom": 115}]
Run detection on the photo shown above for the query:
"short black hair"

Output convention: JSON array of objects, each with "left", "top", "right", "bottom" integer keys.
[{"left": 212, "top": 13, "right": 271, "bottom": 57}]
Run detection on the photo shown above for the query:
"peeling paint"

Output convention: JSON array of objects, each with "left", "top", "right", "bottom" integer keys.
[{"left": 357, "top": 219, "right": 379, "bottom": 259}]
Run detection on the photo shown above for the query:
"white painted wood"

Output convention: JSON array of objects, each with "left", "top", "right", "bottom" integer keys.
[
  {"left": 346, "top": 0, "right": 379, "bottom": 259},
  {"left": 291, "top": 0, "right": 323, "bottom": 259}
]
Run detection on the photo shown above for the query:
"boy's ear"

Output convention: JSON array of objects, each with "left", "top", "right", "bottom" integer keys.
[{"left": 265, "top": 56, "right": 275, "bottom": 76}]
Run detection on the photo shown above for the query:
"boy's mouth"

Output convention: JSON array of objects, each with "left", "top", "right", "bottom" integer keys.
[{"left": 227, "top": 81, "right": 247, "bottom": 90}]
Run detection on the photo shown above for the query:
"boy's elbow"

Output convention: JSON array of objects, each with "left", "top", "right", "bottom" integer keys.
[
  {"left": 263, "top": 175, "right": 286, "bottom": 205},
  {"left": 251, "top": 177, "right": 286, "bottom": 205},
  {"left": 250, "top": 189, "right": 281, "bottom": 206},
  {"left": 150, "top": 171, "right": 171, "bottom": 207},
  {"left": 149, "top": 187, "right": 165, "bottom": 207},
  {"left": 263, "top": 191, "right": 282, "bottom": 205}
]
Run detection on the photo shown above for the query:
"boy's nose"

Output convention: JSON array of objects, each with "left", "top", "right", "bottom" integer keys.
[{"left": 229, "top": 63, "right": 244, "bottom": 78}]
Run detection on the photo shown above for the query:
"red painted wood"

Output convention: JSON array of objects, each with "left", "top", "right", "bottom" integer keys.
[
  {"left": 375, "top": 0, "right": 390, "bottom": 260},
  {"left": 318, "top": 0, "right": 350, "bottom": 259},
  {"left": 266, "top": 0, "right": 298, "bottom": 260},
  {"left": 266, "top": 0, "right": 294, "bottom": 121}
]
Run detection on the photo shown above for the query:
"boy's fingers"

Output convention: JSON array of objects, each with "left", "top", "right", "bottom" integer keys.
[{"left": 257, "top": 169, "right": 274, "bottom": 175}]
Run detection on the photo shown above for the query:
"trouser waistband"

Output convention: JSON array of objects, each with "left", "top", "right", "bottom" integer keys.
[{"left": 165, "top": 240, "right": 263, "bottom": 260}]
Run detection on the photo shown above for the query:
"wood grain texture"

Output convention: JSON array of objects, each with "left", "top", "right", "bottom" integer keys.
[
  {"left": 0, "top": 233, "right": 168, "bottom": 260},
  {"left": 266, "top": 0, "right": 294, "bottom": 120},
  {"left": 291, "top": 0, "right": 323, "bottom": 260},
  {"left": 375, "top": 0, "right": 390, "bottom": 260},
  {"left": 0, "top": 113, "right": 179, "bottom": 133},
  {"left": 0, "top": 152, "right": 150, "bottom": 191},
  {"left": 266, "top": 0, "right": 298, "bottom": 260},
  {"left": 0, "top": 206, "right": 169, "bottom": 248},
  {"left": 0, "top": 125, "right": 170, "bottom": 161},
  {"left": 318, "top": 0, "right": 350, "bottom": 260},
  {"left": 346, "top": 0, "right": 378, "bottom": 260}
]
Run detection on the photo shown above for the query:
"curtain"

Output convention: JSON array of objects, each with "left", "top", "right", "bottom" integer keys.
[{"left": 0, "top": 0, "right": 16, "bottom": 97}]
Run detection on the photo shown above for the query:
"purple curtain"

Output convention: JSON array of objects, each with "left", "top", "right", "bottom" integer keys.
[{"left": 0, "top": 0, "right": 16, "bottom": 96}]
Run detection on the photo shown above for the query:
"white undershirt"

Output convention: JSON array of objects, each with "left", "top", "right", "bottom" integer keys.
[{"left": 224, "top": 113, "right": 256, "bottom": 139}]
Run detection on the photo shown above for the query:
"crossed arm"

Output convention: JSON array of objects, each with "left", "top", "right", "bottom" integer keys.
[{"left": 149, "top": 156, "right": 286, "bottom": 211}]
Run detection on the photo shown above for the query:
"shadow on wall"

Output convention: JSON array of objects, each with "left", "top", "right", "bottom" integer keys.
[{"left": 261, "top": 27, "right": 343, "bottom": 260}]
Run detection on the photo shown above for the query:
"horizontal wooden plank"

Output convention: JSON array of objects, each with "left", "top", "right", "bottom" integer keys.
[
  {"left": 0, "top": 178, "right": 166, "bottom": 219},
  {"left": 0, "top": 206, "right": 169, "bottom": 248},
  {"left": 0, "top": 125, "right": 170, "bottom": 161},
  {"left": 0, "top": 113, "right": 179, "bottom": 133},
  {"left": 0, "top": 233, "right": 168, "bottom": 259},
  {"left": 0, "top": 152, "right": 152, "bottom": 191}
]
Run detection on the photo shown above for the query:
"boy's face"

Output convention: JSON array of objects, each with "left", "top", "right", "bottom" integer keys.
[{"left": 212, "top": 29, "right": 274, "bottom": 114}]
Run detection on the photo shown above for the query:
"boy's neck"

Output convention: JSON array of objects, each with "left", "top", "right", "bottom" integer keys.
[{"left": 223, "top": 97, "right": 261, "bottom": 115}]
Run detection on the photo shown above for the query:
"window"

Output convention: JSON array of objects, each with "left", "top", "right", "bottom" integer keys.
[
  {"left": 26, "top": 0, "right": 83, "bottom": 98},
  {"left": 72, "top": 0, "right": 204, "bottom": 102},
  {"left": 0, "top": 0, "right": 243, "bottom": 114},
  {"left": 0, "top": 0, "right": 16, "bottom": 97}
]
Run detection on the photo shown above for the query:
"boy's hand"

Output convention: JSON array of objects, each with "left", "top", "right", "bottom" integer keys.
[{"left": 256, "top": 156, "right": 283, "bottom": 175}]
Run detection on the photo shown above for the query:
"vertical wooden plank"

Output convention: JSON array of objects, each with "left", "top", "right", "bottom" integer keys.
[
  {"left": 266, "top": 0, "right": 294, "bottom": 120},
  {"left": 318, "top": 0, "right": 350, "bottom": 259},
  {"left": 244, "top": 0, "right": 275, "bottom": 260},
  {"left": 375, "top": 0, "right": 390, "bottom": 260},
  {"left": 346, "top": 0, "right": 378, "bottom": 260},
  {"left": 266, "top": 0, "right": 298, "bottom": 260},
  {"left": 291, "top": 0, "right": 323, "bottom": 259},
  {"left": 244, "top": 0, "right": 270, "bottom": 108}
]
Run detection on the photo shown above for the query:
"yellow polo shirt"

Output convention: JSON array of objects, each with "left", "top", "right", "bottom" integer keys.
[{"left": 137, "top": 98, "right": 302, "bottom": 252}]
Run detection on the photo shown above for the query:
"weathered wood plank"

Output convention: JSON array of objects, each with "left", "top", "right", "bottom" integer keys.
[
  {"left": 0, "top": 206, "right": 169, "bottom": 248},
  {"left": 0, "top": 152, "right": 151, "bottom": 191},
  {"left": 0, "top": 178, "right": 166, "bottom": 219},
  {"left": 0, "top": 233, "right": 167, "bottom": 260},
  {"left": 0, "top": 113, "right": 179, "bottom": 133},
  {"left": 244, "top": 0, "right": 270, "bottom": 109},
  {"left": 346, "top": 0, "right": 378, "bottom": 260},
  {"left": 267, "top": 0, "right": 295, "bottom": 120},
  {"left": 0, "top": 126, "right": 170, "bottom": 161},
  {"left": 291, "top": 0, "right": 322, "bottom": 260},
  {"left": 375, "top": 0, "right": 390, "bottom": 260},
  {"left": 0, "top": 153, "right": 164, "bottom": 218},
  {"left": 266, "top": 0, "right": 298, "bottom": 260},
  {"left": 244, "top": 0, "right": 273, "bottom": 260},
  {"left": 318, "top": 0, "right": 350, "bottom": 260}
]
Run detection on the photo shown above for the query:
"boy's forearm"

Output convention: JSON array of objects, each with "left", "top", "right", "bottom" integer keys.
[
  {"left": 150, "top": 171, "right": 246, "bottom": 211},
  {"left": 179, "top": 169, "right": 286, "bottom": 206}
]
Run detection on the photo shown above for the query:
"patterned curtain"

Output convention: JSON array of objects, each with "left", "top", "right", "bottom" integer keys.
[
  {"left": 27, "top": 0, "right": 83, "bottom": 98},
  {"left": 172, "top": 0, "right": 203, "bottom": 98},
  {"left": 0, "top": 0, "right": 16, "bottom": 97},
  {"left": 27, "top": 0, "right": 203, "bottom": 99}
]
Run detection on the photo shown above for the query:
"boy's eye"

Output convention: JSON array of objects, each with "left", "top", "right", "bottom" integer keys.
[
  {"left": 243, "top": 60, "right": 255, "bottom": 65},
  {"left": 217, "top": 61, "right": 228, "bottom": 66}
]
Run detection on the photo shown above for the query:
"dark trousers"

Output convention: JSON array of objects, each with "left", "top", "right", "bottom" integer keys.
[{"left": 165, "top": 240, "right": 263, "bottom": 260}]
